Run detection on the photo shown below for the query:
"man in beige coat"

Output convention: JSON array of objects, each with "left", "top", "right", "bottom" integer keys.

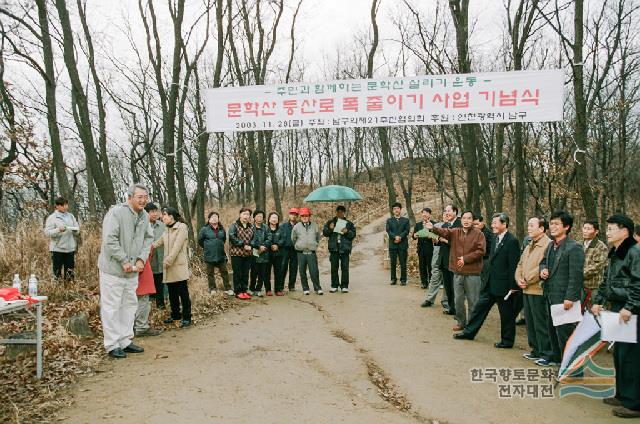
[{"left": 515, "top": 216, "right": 552, "bottom": 364}]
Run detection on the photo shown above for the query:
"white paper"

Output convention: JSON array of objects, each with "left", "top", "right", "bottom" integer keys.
[
  {"left": 504, "top": 290, "right": 517, "bottom": 301},
  {"left": 252, "top": 248, "right": 260, "bottom": 257},
  {"left": 333, "top": 219, "right": 347, "bottom": 234},
  {"left": 550, "top": 301, "right": 583, "bottom": 326},
  {"left": 601, "top": 311, "right": 637, "bottom": 343}
]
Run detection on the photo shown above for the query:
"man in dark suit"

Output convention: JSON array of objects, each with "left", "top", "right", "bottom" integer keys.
[
  {"left": 453, "top": 213, "right": 521, "bottom": 348},
  {"left": 412, "top": 207, "right": 436, "bottom": 289},
  {"left": 386, "top": 202, "right": 410, "bottom": 285},
  {"left": 438, "top": 204, "right": 461, "bottom": 314},
  {"left": 474, "top": 215, "right": 495, "bottom": 290},
  {"left": 537, "top": 210, "right": 584, "bottom": 366}
]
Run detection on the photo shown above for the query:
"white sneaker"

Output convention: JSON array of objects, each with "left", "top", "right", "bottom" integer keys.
[
  {"left": 225, "top": 290, "right": 235, "bottom": 296},
  {"left": 303, "top": 290, "right": 310, "bottom": 295},
  {"left": 316, "top": 290, "right": 324, "bottom": 295},
  {"left": 329, "top": 288, "right": 338, "bottom": 293},
  {"left": 209, "top": 289, "right": 217, "bottom": 295},
  {"left": 340, "top": 288, "right": 349, "bottom": 293}
]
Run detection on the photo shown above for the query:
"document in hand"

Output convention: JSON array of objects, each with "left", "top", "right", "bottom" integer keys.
[
  {"left": 415, "top": 228, "right": 439, "bottom": 240},
  {"left": 600, "top": 310, "right": 638, "bottom": 343},
  {"left": 252, "top": 248, "right": 260, "bottom": 257},
  {"left": 550, "top": 301, "right": 583, "bottom": 326},
  {"left": 333, "top": 219, "right": 347, "bottom": 233}
]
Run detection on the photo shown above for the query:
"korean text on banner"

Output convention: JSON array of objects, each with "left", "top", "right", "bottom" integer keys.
[{"left": 205, "top": 69, "right": 564, "bottom": 132}]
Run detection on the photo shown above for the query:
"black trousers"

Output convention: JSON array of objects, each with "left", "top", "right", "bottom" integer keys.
[
  {"left": 523, "top": 294, "right": 553, "bottom": 359},
  {"left": 546, "top": 300, "right": 577, "bottom": 363},
  {"left": 389, "top": 248, "right": 408, "bottom": 283},
  {"left": 614, "top": 339, "right": 640, "bottom": 410},
  {"left": 267, "top": 254, "right": 284, "bottom": 292},
  {"left": 231, "top": 256, "right": 252, "bottom": 294},
  {"left": 51, "top": 251, "right": 75, "bottom": 280},
  {"left": 417, "top": 248, "right": 433, "bottom": 287},
  {"left": 281, "top": 247, "right": 298, "bottom": 290},
  {"left": 297, "top": 252, "right": 322, "bottom": 292},
  {"left": 167, "top": 280, "right": 191, "bottom": 321},
  {"left": 329, "top": 251, "right": 350, "bottom": 288},
  {"left": 152, "top": 272, "right": 165, "bottom": 308},
  {"left": 250, "top": 260, "right": 270, "bottom": 292},
  {"left": 206, "top": 261, "right": 231, "bottom": 291},
  {"left": 464, "top": 290, "right": 517, "bottom": 346},
  {"left": 441, "top": 267, "right": 455, "bottom": 313}
]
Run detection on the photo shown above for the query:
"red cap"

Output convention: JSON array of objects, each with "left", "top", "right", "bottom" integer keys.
[
  {"left": 288, "top": 207, "right": 299, "bottom": 215},
  {"left": 298, "top": 207, "right": 311, "bottom": 216}
]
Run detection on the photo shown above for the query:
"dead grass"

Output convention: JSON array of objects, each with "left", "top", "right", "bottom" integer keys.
[{"left": 0, "top": 175, "right": 421, "bottom": 423}]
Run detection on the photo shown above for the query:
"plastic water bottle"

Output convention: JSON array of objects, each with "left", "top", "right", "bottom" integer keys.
[
  {"left": 28, "top": 274, "right": 38, "bottom": 297},
  {"left": 12, "top": 274, "right": 21, "bottom": 293}
]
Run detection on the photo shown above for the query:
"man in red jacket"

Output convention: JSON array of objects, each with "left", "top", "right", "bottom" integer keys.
[{"left": 425, "top": 210, "right": 486, "bottom": 331}]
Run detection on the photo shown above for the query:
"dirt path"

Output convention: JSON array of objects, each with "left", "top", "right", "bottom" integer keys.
[{"left": 62, "top": 215, "right": 613, "bottom": 424}]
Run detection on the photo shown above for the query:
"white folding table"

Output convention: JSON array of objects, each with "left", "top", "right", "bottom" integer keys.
[{"left": 0, "top": 296, "right": 47, "bottom": 379}]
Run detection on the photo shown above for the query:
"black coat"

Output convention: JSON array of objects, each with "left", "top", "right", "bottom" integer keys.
[
  {"left": 322, "top": 217, "right": 356, "bottom": 253},
  {"left": 486, "top": 231, "right": 521, "bottom": 297},
  {"left": 438, "top": 217, "right": 462, "bottom": 269},
  {"left": 386, "top": 216, "right": 410, "bottom": 250},
  {"left": 480, "top": 226, "right": 494, "bottom": 260},
  {"left": 539, "top": 237, "right": 584, "bottom": 304},
  {"left": 198, "top": 224, "right": 227, "bottom": 263},
  {"left": 594, "top": 237, "right": 640, "bottom": 313},
  {"left": 267, "top": 225, "right": 285, "bottom": 258},
  {"left": 250, "top": 224, "right": 272, "bottom": 264},
  {"left": 413, "top": 220, "right": 436, "bottom": 255},
  {"left": 279, "top": 221, "right": 296, "bottom": 248}
]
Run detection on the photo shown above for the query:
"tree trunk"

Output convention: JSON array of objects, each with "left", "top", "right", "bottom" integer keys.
[
  {"left": 54, "top": 0, "right": 116, "bottom": 207},
  {"left": 572, "top": 0, "right": 598, "bottom": 220},
  {"left": 35, "top": 0, "right": 74, "bottom": 211}
]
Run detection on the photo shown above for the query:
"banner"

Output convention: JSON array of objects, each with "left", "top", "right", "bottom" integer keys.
[{"left": 205, "top": 69, "right": 564, "bottom": 133}]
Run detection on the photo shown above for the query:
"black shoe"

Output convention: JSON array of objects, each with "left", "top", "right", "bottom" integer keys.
[
  {"left": 421, "top": 300, "right": 433, "bottom": 308},
  {"left": 180, "top": 320, "right": 192, "bottom": 328},
  {"left": 420, "top": 283, "right": 428, "bottom": 289},
  {"left": 400, "top": 282, "right": 407, "bottom": 286},
  {"left": 453, "top": 332, "right": 474, "bottom": 340},
  {"left": 123, "top": 343, "right": 144, "bottom": 353},
  {"left": 390, "top": 281, "right": 397, "bottom": 285},
  {"left": 603, "top": 397, "right": 623, "bottom": 407},
  {"left": 108, "top": 348, "right": 127, "bottom": 359},
  {"left": 443, "top": 309, "right": 456, "bottom": 315},
  {"left": 494, "top": 342, "right": 513, "bottom": 349},
  {"left": 163, "top": 317, "right": 175, "bottom": 324},
  {"left": 516, "top": 317, "right": 526, "bottom": 326}
]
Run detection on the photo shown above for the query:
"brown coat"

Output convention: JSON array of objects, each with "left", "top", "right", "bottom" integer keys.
[
  {"left": 431, "top": 226, "right": 485, "bottom": 275},
  {"left": 155, "top": 222, "right": 190, "bottom": 283},
  {"left": 515, "top": 234, "right": 551, "bottom": 295}
]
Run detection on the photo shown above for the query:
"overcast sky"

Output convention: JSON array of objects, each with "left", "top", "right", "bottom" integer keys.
[{"left": 78, "top": 0, "right": 505, "bottom": 84}]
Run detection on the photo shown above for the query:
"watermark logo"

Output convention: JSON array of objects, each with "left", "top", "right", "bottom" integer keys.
[
  {"left": 557, "top": 357, "right": 615, "bottom": 399},
  {"left": 470, "top": 367, "right": 556, "bottom": 399}
]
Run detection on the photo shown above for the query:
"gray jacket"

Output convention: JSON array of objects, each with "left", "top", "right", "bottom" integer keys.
[
  {"left": 98, "top": 203, "right": 154, "bottom": 278},
  {"left": 149, "top": 220, "right": 165, "bottom": 274},
  {"left": 292, "top": 221, "right": 321, "bottom": 252},
  {"left": 44, "top": 211, "right": 80, "bottom": 253}
]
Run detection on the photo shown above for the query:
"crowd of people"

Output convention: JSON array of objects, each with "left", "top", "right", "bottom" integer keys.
[
  {"left": 51, "top": 184, "right": 357, "bottom": 359},
  {"left": 43, "top": 185, "right": 640, "bottom": 417},
  {"left": 386, "top": 202, "right": 640, "bottom": 419}
]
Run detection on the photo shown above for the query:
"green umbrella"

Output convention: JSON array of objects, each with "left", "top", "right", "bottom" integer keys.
[{"left": 304, "top": 185, "right": 363, "bottom": 203}]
